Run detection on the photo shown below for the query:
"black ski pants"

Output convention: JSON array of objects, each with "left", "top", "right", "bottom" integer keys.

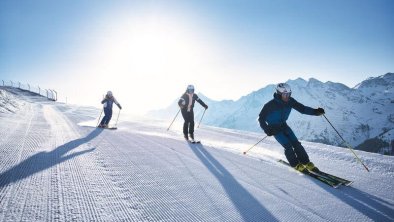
[
  {"left": 181, "top": 109, "right": 194, "bottom": 136},
  {"left": 100, "top": 108, "right": 113, "bottom": 125},
  {"left": 274, "top": 125, "right": 310, "bottom": 167}
]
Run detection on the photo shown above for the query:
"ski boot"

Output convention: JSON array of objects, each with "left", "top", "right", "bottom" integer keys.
[
  {"left": 304, "top": 162, "right": 319, "bottom": 172},
  {"left": 189, "top": 134, "right": 198, "bottom": 143},
  {"left": 294, "top": 163, "right": 307, "bottom": 172},
  {"left": 184, "top": 134, "right": 189, "bottom": 141}
]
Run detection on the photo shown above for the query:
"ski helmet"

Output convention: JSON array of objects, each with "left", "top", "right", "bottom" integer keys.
[
  {"left": 107, "top": 91, "right": 113, "bottom": 96},
  {"left": 276, "top": 83, "right": 291, "bottom": 96},
  {"left": 186, "top": 85, "right": 195, "bottom": 93}
]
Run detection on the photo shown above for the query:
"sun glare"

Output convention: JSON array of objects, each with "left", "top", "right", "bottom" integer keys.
[{"left": 86, "top": 16, "right": 215, "bottom": 114}]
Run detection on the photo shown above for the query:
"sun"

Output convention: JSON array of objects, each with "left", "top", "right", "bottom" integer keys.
[
  {"left": 101, "top": 17, "right": 201, "bottom": 76},
  {"left": 84, "top": 16, "right": 212, "bottom": 114}
]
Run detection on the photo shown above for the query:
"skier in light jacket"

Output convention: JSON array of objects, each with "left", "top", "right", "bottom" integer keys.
[
  {"left": 258, "top": 83, "right": 325, "bottom": 172},
  {"left": 178, "top": 85, "right": 208, "bottom": 141},
  {"left": 99, "top": 91, "right": 122, "bottom": 128}
]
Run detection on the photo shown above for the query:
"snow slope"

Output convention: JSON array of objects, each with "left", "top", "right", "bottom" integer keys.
[
  {"left": 0, "top": 87, "right": 393, "bottom": 221},
  {"left": 0, "top": 87, "right": 25, "bottom": 114}
]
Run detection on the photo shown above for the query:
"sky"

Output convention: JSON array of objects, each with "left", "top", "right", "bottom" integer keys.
[{"left": 1, "top": 0, "right": 393, "bottom": 114}]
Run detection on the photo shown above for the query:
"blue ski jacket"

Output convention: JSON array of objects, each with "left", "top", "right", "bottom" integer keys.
[
  {"left": 102, "top": 96, "right": 122, "bottom": 110},
  {"left": 258, "top": 93, "right": 318, "bottom": 135}
]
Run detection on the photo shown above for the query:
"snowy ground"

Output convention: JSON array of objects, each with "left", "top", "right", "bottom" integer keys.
[{"left": 0, "top": 87, "right": 393, "bottom": 222}]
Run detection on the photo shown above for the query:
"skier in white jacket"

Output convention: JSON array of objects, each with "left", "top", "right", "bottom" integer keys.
[{"left": 98, "top": 91, "right": 122, "bottom": 128}]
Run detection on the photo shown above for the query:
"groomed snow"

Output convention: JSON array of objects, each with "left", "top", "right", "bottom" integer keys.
[{"left": 0, "top": 87, "right": 393, "bottom": 221}]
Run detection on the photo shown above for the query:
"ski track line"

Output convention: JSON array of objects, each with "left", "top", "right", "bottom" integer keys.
[
  {"left": 77, "top": 141, "right": 143, "bottom": 221},
  {"left": 0, "top": 102, "right": 38, "bottom": 222},
  {"left": 110, "top": 132, "right": 327, "bottom": 222},
  {"left": 100, "top": 132, "right": 208, "bottom": 221},
  {"left": 94, "top": 133, "right": 191, "bottom": 221},
  {"left": 127, "top": 135, "right": 212, "bottom": 222},
  {"left": 47, "top": 105, "right": 108, "bottom": 221},
  {"left": 82, "top": 130, "right": 145, "bottom": 220},
  {"left": 127, "top": 133, "right": 230, "bottom": 221},
  {"left": 138, "top": 133, "right": 302, "bottom": 190},
  {"left": 121, "top": 132, "right": 284, "bottom": 221},
  {"left": 50, "top": 106, "right": 137, "bottom": 221},
  {"left": 142, "top": 135, "right": 334, "bottom": 221},
  {"left": 167, "top": 134, "right": 392, "bottom": 221},
  {"left": 49, "top": 162, "right": 63, "bottom": 222},
  {"left": 1, "top": 103, "right": 101, "bottom": 222},
  {"left": 0, "top": 103, "right": 56, "bottom": 221},
  {"left": 196, "top": 149, "right": 332, "bottom": 221},
  {"left": 52, "top": 106, "right": 143, "bottom": 221},
  {"left": 217, "top": 147, "right": 382, "bottom": 221},
  {"left": 135, "top": 133, "right": 380, "bottom": 222},
  {"left": 91, "top": 135, "right": 161, "bottom": 222},
  {"left": 0, "top": 111, "right": 25, "bottom": 145},
  {"left": 15, "top": 113, "right": 65, "bottom": 221}
]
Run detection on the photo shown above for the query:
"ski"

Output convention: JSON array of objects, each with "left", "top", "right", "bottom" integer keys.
[
  {"left": 278, "top": 159, "right": 342, "bottom": 188},
  {"left": 184, "top": 137, "right": 201, "bottom": 144},
  {"left": 188, "top": 140, "right": 201, "bottom": 144},
  {"left": 106, "top": 127, "right": 117, "bottom": 130},
  {"left": 97, "top": 126, "right": 117, "bottom": 130},
  {"left": 312, "top": 170, "right": 353, "bottom": 186}
]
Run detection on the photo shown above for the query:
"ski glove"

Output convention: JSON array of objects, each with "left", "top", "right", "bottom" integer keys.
[
  {"left": 118, "top": 104, "right": 122, "bottom": 109},
  {"left": 264, "top": 126, "right": 280, "bottom": 136},
  {"left": 315, "top": 107, "right": 325, "bottom": 116},
  {"left": 265, "top": 128, "right": 280, "bottom": 136},
  {"left": 264, "top": 129, "right": 274, "bottom": 136},
  {"left": 204, "top": 104, "right": 208, "bottom": 109}
]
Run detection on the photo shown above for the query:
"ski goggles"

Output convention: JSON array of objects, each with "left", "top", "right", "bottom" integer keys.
[
  {"left": 281, "top": 92, "right": 291, "bottom": 97},
  {"left": 187, "top": 89, "right": 194, "bottom": 93}
]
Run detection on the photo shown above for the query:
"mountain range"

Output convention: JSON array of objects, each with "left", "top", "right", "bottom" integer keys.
[{"left": 149, "top": 73, "right": 394, "bottom": 154}]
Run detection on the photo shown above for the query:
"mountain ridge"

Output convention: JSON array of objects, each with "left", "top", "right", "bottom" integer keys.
[{"left": 150, "top": 73, "right": 393, "bottom": 154}]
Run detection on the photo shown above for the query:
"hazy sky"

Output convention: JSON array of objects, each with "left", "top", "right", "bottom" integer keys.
[{"left": 1, "top": 0, "right": 393, "bottom": 114}]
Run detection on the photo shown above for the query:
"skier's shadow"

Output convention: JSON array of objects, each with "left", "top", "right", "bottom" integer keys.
[
  {"left": 317, "top": 181, "right": 394, "bottom": 221},
  {"left": 188, "top": 143, "right": 278, "bottom": 222},
  {"left": 0, "top": 128, "right": 103, "bottom": 188}
]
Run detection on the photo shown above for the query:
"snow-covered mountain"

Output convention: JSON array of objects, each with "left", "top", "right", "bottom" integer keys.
[{"left": 149, "top": 73, "right": 394, "bottom": 154}]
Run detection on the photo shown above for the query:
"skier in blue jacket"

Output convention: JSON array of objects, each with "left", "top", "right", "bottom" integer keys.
[
  {"left": 99, "top": 91, "right": 122, "bottom": 128},
  {"left": 178, "top": 85, "right": 208, "bottom": 141},
  {"left": 258, "top": 83, "right": 325, "bottom": 172}
]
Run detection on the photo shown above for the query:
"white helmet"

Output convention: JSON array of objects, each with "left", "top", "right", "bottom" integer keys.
[
  {"left": 107, "top": 91, "right": 113, "bottom": 96},
  {"left": 276, "top": 83, "right": 291, "bottom": 95},
  {"left": 186, "top": 85, "right": 195, "bottom": 93}
]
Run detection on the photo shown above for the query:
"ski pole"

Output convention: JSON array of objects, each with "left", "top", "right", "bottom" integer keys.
[
  {"left": 96, "top": 109, "right": 103, "bottom": 127},
  {"left": 114, "top": 109, "right": 121, "bottom": 127},
  {"left": 322, "top": 114, "right": 370, "bottom": 172},
  {"left": 96, "top": 94, "right": 105, "bottom": 127},
  {"left": 167, "top": 109, "right": 181, "bottom": 131},
  {"left": 243, "top": 135, "right": 268, "bottom": 155},
  {"left": 197, "top": 109, "right": 206, "bottom": 128}
]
